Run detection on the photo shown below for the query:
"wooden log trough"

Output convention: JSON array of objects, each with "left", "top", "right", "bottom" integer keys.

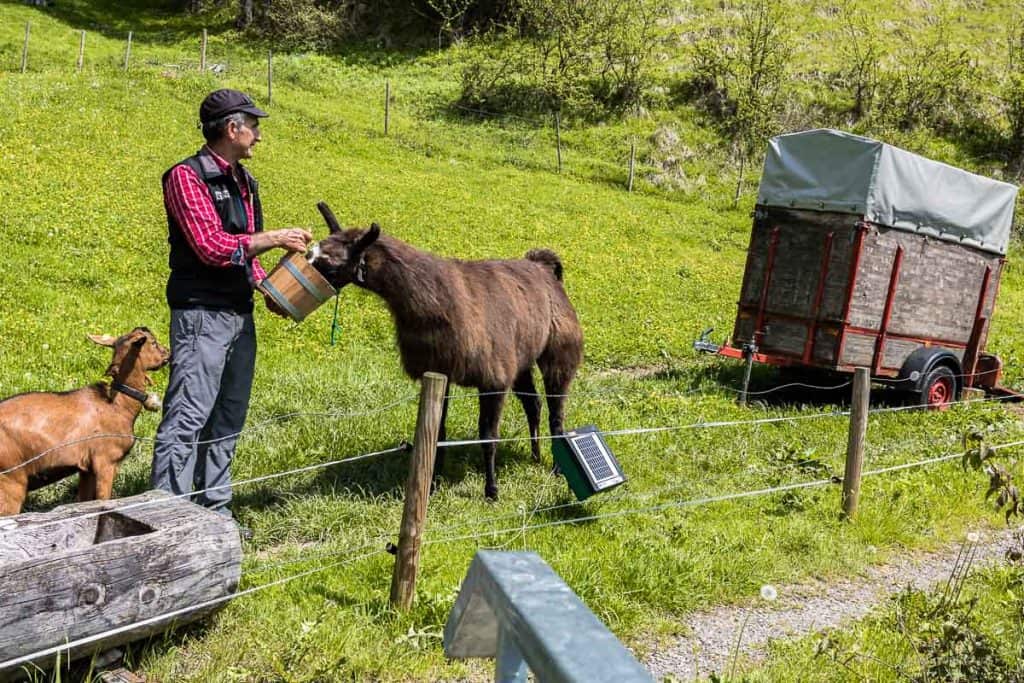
[{"left": 0, "top": 490, "right": 241, "bottom": 679}]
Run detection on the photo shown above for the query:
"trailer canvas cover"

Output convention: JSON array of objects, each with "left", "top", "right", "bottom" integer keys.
[{"left": 757, "top": 129, "right": 1019, "bottom": 255}]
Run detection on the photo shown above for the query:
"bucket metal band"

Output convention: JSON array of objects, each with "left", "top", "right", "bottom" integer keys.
[
  {"left": 260, "top": 280, "right": 305, "bottom": 321},
  {"left": 282, "top": 259, "right": 334, "bottom": 303}
]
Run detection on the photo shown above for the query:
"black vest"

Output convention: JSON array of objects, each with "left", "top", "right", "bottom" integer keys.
[{"left": 163, "top": 150, "right": 264, "bottom": 313}]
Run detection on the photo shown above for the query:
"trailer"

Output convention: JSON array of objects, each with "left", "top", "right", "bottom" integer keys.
[{"left": 696, "top": 129, "right": 1020, "bottom": 407}]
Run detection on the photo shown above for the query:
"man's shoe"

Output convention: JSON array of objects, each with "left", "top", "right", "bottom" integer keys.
[{"left": 236, "top": 524, "right": 254, "bottom": 541}]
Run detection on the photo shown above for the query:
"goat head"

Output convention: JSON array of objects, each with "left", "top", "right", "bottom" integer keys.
[{"left": 88, "top": 327, "right": 171, "bottom": 410}]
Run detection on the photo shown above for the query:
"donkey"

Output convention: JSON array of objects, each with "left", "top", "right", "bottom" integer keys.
[
  {"left": 0, "top": 328, "right": 170, "bottom": 516},
  {"left": 310, "top": 202, "right": 583, "bottom": 500}
]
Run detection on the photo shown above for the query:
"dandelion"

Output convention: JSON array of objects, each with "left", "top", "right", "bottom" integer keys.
[
  {"left": 866, "top": 545, "right": 877, "bottom": 554},
  {"left": 967, "top": 532, "right": 980, "bottom": 544},
  {"left": 760, "top": 584, "right": 778, "bottom": 602}
]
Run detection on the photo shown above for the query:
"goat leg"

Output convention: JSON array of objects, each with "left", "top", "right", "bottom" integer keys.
[
  {"left": 0, "top": 476, "right": 28, "bottom": 516},
  {"left": 92, "top": 463, "right": 117, "bottom": 500},
  {"left": 77, "top": 470, "right": 97, "bottom": 502}
]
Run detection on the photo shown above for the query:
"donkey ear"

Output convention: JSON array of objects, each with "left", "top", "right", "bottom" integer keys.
[
  {"left": 317, "top": 201, "right": 342, "bottom": 234},
  {"left": 352, "top": 223, "right": 381, "bottom": 255},
  {"left": 87, "top": 334, "right": 117, "bottom": 347}
]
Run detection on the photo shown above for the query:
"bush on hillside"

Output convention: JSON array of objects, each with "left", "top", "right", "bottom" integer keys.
[
  {"left": 870, "top": 22, "right": 974, "bottom": 134},
  {"left": 685, "top": 0, "right": 794, "bottom": 204},
  {"left": 1002, "top": 18, "right": 1024, "bottom": 175},
  {"left": 458, "top": 0, "right": 670, "bottom": 119},
  {"left": 223, "top": 0, "right": 512, "bottom": 48}
]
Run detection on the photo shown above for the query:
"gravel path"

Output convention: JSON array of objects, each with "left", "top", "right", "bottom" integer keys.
[{"left": 644, "top": 526, "right": 1022, "bottom": 681}]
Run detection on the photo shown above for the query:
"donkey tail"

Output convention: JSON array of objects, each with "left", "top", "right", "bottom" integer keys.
[{"left": 525, "top": 249, "right": 564, "bottom": 281}]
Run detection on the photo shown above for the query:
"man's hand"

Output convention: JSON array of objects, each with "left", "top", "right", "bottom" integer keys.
[
  {"left": 246, "top": 228, "right": 314, "bottom": 258},
  {"left": 273, "top": 227, "right": 314, "bottom": 253}
]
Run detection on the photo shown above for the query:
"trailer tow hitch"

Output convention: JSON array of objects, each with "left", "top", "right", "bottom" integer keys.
[{"left": 693, "top": 327, "right": 721, "bottom": 354}]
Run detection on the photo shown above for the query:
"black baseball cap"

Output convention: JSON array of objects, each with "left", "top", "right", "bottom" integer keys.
[{"left": 199, "top": 88, "right": 268, "bottom": 124}]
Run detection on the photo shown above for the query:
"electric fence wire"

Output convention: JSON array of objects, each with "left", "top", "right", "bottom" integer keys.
[
  {"left": 10, "top": 433, "right": 1024, "bottom": 673},
  {"left": 246, "top": 429, "right": 1024, "bottom": 578},
  {"left": 0, "top": 393, "right": 420, "bottom": 477},
  {"left": 6, "top": 379, "right": 1020, "bottom": 534}
]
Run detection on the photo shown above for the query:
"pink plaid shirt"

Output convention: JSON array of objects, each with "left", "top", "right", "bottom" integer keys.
[{"left": 163, "top": 147, "right": 267, "bottom": 283}]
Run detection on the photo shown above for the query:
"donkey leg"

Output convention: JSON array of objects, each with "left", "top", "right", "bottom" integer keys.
[
  {"left": 513, "top": 369, "right": 543, "bottom": 463},
  {"left": 540, "top": 366, "right": 575, "bottom": 475},
  {"left": 432, "top": 388, "right": 450, "bottom": 492},
  {"left": 478, "top": 392, "right": 508, "bottom": 501}
]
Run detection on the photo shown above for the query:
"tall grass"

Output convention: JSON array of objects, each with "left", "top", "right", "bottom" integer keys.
[{"left": 1, "top": 1, "right": 1023, "bottom": 680}]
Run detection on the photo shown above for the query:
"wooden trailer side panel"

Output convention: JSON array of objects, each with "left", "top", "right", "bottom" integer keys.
[
  {"left": 839, "top": 226, "right": 1003, "bottom": 371},
  {"left": 733, "top": 209, "right": 857, "bottom": 358},
  {"left": 732, "top": 207, "right": 1003, "bottom": 375}
]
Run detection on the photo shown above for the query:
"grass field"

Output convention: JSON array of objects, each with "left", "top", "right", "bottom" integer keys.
[{"left": 2, "top": 0, "right": 1024, "bottom": 680}]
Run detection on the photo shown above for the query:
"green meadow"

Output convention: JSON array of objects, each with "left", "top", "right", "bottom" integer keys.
[{"left": 2, "top": 0, "right": 1024, "bottom": 679}]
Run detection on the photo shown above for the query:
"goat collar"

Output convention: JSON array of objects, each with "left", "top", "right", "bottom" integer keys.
[{"left": 110, "top": 381, "right": 161, "bottom": 412}]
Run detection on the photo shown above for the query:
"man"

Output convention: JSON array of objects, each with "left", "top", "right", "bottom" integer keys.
[{"left": 152, "top": 88, "right": 312, "bottom": 536}]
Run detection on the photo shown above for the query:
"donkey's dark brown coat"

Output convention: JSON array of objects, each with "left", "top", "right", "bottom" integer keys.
[{"left": 312, "top": 203, "right": 583, "bottom": 499}]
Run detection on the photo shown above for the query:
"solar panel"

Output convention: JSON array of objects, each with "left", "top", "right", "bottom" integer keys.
[
  {"left": 552, "top": 425, "right": 627, "bottom": 500},
  {"left": 571, "top": 434, "right": 617, "bottom": 484}
]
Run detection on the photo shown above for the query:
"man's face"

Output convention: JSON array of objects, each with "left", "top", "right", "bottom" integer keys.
[{"left": 229, "top": 114, "right": 261, "bottom": 159}]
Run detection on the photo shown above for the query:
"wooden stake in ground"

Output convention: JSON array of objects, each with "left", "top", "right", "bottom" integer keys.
[
  {"left": 267, "top": 50, "right": 273, "bottom": 105},
  {"left": 384, "top": 80, "right": 391, "bottom": 136},
  {"left": 390, "top": 371, "right": 446, "bottom": 610},
  {"left": 21, "top": 22, "right": 30, "bottom": 74},
  {"left": 554, "top": 111, "right": 563, "bottom": 173},
  {"left": 627, "top": 141, "right": 636, "bottom": 192},
  {"left": 123, "top": 31, "right": 132, "bottom": 71},
  {"left": 842, "top": 367, "right": 869, "bottom": 520},
  {"left": 199, "top": 28, "right": 207, "bottom": 72},
  {"left": 77, "top": 30, "right": 86, "bottom": 72}
]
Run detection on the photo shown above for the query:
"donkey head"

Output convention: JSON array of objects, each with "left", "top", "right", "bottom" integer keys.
[{"left": 309, "top": 201, "right": 381, "bottom": 289}]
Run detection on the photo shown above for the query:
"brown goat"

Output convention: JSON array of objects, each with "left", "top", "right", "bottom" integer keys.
[
  {"left": 0, "top": 328, "right": 170, "bottom": 516},
  {"left": 310, "top": 202, "right": 583, "bottom": 500}
]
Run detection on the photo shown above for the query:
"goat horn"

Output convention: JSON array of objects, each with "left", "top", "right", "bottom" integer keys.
[{"left": 317, "top": 201, "right": 342, "bottom": 234}]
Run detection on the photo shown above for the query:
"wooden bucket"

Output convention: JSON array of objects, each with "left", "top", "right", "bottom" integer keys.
[{"left": 258, "top": 252, "right": 337, "bottom": 322}]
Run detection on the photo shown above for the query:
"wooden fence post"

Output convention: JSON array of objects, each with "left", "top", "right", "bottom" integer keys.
[
  {"left": 842, "top": 367, "right": 869, "bottom": 520},
  {"left": 199, "top": 28, "right": 207, "bottom": 72},
  {"left": 390, "top": 371, "right": 446, "bottom": 609},
  {"left": 384, "top": 80, "right": 391, "bottom": 136},
  {"left": 267, "top": 50, "right": 273, "bottom": 105},
  {"left": 77, "top": 30, "right": 85, "bottom": 72},
  {"left": 554, "top": 111, "right": 563, "bottom": 173},
  {"left": 21, "top": 22, "right": 30, "bottom": 73},
  {"left": 627, "top": 141, "right": 636, "bottom": 192},
  {"left": 123, "top": 31, "right": 132, "bottom": 71}
]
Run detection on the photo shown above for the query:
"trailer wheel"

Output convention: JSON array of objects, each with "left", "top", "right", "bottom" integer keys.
[{"left": 919, "top": 365, "right": 958, "bottom": 410}]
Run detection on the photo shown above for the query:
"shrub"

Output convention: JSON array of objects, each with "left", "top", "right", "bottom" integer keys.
[
  {"left": 1002, "top": 17, "right": 1024, "bottom": 174},
  {"left": 458, "top": 0, "right": 670, "bottom": 119},
  {"left": 688, "top": 0, "right": 794, "bottom": 204}
]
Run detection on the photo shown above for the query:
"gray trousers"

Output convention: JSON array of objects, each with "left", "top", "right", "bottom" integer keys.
[{"left": 152, "top": 308, "right": 256, "bottom": 516}]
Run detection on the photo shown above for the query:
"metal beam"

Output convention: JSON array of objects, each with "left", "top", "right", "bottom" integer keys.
[{"left": 444, "top": 551, "right": 653, "bottom": 683}]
